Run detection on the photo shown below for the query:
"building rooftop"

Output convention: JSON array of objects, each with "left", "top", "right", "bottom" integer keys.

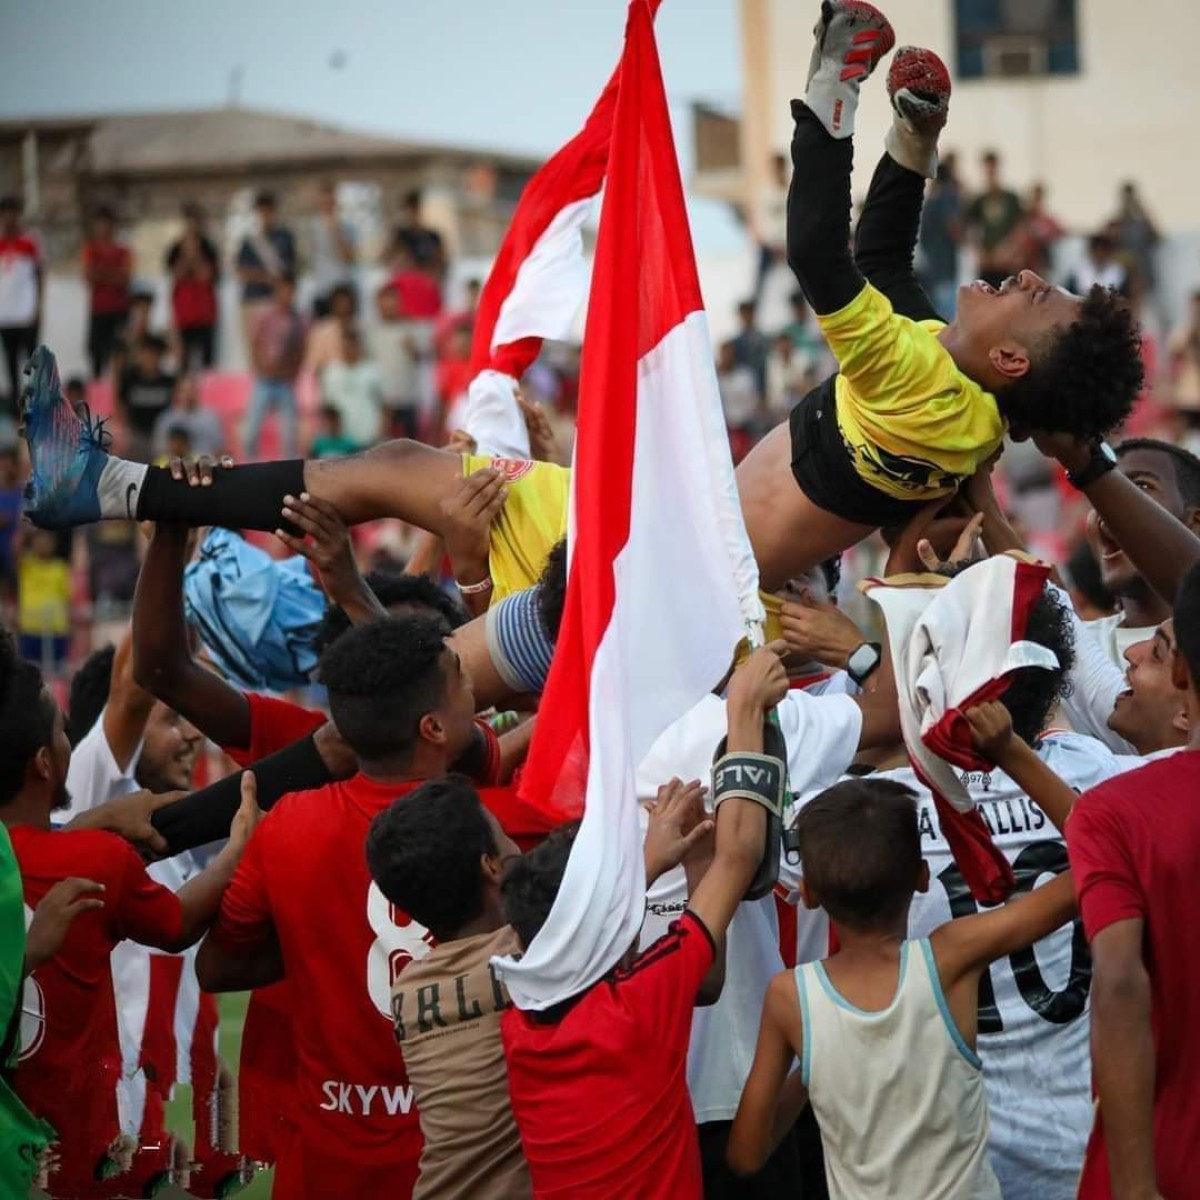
[{"left": 0, "top": 106, "right": 544, "bottom": 178}]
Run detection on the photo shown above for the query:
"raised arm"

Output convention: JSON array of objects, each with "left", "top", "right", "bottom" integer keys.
[
  {"left": 163, "top": 774, "right": 261, "bottom": 953},
  {"left": 132, "top": 521, "right": 252, "bottom": 751},
  {"left": 965, "top": 701, "right": 1079, "bottom": 834},
  {"left": 1041, "top": 433, "right": 1200, "bottom": 607},
  {"left": 102, "top": 626, "right": 157, "bottom": 774},
  {"left": 688, "top": 644, "right": 789, "bottom": 943}
]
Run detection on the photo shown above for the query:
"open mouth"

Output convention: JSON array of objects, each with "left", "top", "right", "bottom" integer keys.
[
  {"left": 971, "top": 279, "right": 998, "bottom": 295},
  {"left": 1097, "top": 523, "right": 1125, "bottom": 563}
]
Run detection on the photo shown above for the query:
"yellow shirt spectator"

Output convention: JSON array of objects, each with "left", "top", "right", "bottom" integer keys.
[{"left": 18, "top": 556, "right": 70, "bottom": 636}]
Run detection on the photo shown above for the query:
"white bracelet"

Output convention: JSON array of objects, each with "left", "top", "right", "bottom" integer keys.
[{"left": 457, "top": 576, "right": 494, "bottom": 596}]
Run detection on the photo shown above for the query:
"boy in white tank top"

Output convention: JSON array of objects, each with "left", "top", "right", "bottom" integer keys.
[{"left": 728, "top": 701, "right": 1081, "bottom": 1199}]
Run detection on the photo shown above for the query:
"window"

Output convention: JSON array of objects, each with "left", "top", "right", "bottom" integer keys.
[{"left": 955, "top": 0, "right": 1080, "bottom": 80}]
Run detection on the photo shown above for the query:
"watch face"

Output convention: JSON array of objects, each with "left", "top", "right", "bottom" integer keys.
[
  {"left": 1100, "top": 443, "right": 1117, "bottom": 465},
  {"left": 849, "top": 644, "right": 880, "bottom": 679}
]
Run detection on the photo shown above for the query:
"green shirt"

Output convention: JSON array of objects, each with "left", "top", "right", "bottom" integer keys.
[{"left": 0, "top": 823, "right": 53, "bottom": 1195}]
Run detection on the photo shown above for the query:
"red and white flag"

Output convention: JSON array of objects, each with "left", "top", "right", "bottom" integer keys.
[
  {"left": 495, "top": 0, "right": 762, "bottom": 1011},
  {"left": 462, "top": 3, "right": 664, "bottom": 459}
]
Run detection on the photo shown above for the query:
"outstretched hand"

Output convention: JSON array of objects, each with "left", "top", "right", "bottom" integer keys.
[
  {"left": 276, "top": 492, "right": 366, "bottom": 609},
  {"left": 643, "top": 778, "right": 713, "bottom": 884},
  {"left": 169, "top": 454, "right": 235, "bottom": 488},
  {"left": 917, "top": 511, "right": 985, "bottom": 576},
  {"left": 227, "top": 773, "right": 263, "bottom": 857},
  {"left": 778, "top": 591, "right": 863, "bottom": 668},
  {"left": 965, "top": 700, "right": 1015, "bottom": 764},
  {"left": 25, "top": 878, "right": 106, "bottom": 972},
  {"left": 727, "top": 641, "right": 790, "bottom": 715},
  {"left": 439, "top": 468, "right": 508, "bottom": 589}
]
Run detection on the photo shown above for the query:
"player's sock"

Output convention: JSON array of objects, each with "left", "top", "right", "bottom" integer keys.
[
  {"left": 885, "top": 46, "right": 952, "bottom": 179},
  {"left": 133, "top": 459, "right": 307, "bottom": 530},
  {"left": 803, "top": 0, "right": 895, "bottom": 139}
]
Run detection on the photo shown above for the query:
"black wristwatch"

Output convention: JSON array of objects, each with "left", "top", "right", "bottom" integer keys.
[
  {"left": 1066, "top": 442, "right": 1117, "bottom": 491},
  {"left": 846, "top": 642, "right": 883, "bottom": 686}
]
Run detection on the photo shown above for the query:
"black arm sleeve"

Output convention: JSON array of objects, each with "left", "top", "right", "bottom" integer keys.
[
  {"left": 785, "top": 101, "right": 865, "bottom": 316},
  {"left": 854, "top": 153, "right": 941, "bottom": 323},
  {"left": 135, "top": 458, "right": 306, "bottom": 532},
  {"left": 151, "top": 733, "right": 332, "bottom": 854}
]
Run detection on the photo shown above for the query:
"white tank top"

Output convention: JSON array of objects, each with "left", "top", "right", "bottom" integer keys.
[{"left": 796, "top": 939, "right": 1003, "bottom": 1200}]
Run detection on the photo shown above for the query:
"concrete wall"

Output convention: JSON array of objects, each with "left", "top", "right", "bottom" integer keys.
[{"left": 743, "top": 0, "right": 1200, "bottom": 242}]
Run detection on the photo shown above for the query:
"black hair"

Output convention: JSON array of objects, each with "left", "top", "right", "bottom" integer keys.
[
  {"left": 1174, "top": 562, "right": 1200, "bottom": 690},
  {"left": 93, "top": 205, "right": 117, "bottom": 224},
  {"left": 313, "top": 570, "right": 466, "bottom": 658},
  {"left": 501, "top": 820, "right": 580, "bottom": 949},
  {"left": 1117, "top": 438, "right": 1200, "bottom": 510},
  {"left": 182, "top": 201, "right": 204, "bottom": 220},
  {"left": 65, "top": 375, "right": 87, "bottom": 395},
  {"left": 999, "top": 286, "right": 1143, "bottom": 443},
  {"left": 67, "top": 644, "right": 115, "bottom": 746},
  {"left": 795, "top": 779, "right": 922, "bottom": 931},
  {"left": 535, "top": 539, "right": 568, "bottom": 643},
  {"left": 139, "top": 333, "right": 168, "bottom": 355},
  {"left": 819, "top": 555, "right": 842, "bottom": 598},
  {"left": 365, "top": 775, "right": 499, "bottom": 942},
  {"left": 0, "top": 196, "right": 21, "bottom": 213},
  {"left": 1066, "top": 539, "right": 1115, "bottom": 615},
  {"left": 277, "top": 271, "right": 297, "bottom": 289},
  {"left": 403, "top": 189, "right": 422, "bottom": 210},
  {"left": 318, "top": 614, "right": 450, "bottom": 762},
  {"left": 328, "top": 284, "right": 356, "bottom": 312},
  {"left": 1002, "top": 585, "right": 1076, "bottom": 744},
  {"left": 0, "top": 633, "right": 57, "bottom": 806},
  {"left": 130, "top": 290, "right": 155, "bottom": 307},
  {"left": 318, "top": 404, "right": 343, "bottom": 426},
  {"left": 254, "top": 190, "right": 277, "bottom": 209}
]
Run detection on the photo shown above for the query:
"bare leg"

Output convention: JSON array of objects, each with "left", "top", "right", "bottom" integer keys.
[
  {"left": 302, "top": 439, "right": 463, "bottom": 531},
  {"left": 737, "top": 423, "right": 875, "bottom": 592}
]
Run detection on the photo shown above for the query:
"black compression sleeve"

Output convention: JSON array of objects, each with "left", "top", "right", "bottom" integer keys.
[
  {"left": 854, "top": 153, "right": 941, "bottom": 322},
  {"left": 785, "top": 101, "right": 865, "bottom": 316},
  {"left": 152, "top": 733, "right": 332, "bottom": 854},
  {"left": 135, "top": 460, "right": 307, "bottom": 532}
]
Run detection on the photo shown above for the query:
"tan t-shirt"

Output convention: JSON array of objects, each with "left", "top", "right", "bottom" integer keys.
[{"left": 392, "top": 924, "right": 530, "bottom": 1200}]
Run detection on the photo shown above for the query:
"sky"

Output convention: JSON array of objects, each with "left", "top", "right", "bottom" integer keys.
[{"left": 0, "top": 0, "right": 748, "bottom": 250}]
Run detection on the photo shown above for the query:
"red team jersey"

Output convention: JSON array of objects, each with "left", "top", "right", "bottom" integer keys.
[
  {"left": 501, "top": 910, "right": 716, "bottom": 1199},
  {"left": 210, "top": 775, "right": 430, "bottom": 1197},
  {"left": 1068, "top": 751, "right": 1200, "bottom": 1199},
  {"left": 220, "top": 693, "right": 325, "bottom": 1163},
  {"left": 9, "top": 826, "right": 183, "bottom": 1196},
  {"left": 224, "top": 692, "right": 326, "bottom": 770}
]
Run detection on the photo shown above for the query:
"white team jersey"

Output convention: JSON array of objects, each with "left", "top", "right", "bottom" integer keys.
[
  {"left": 637, "top": 689, "right": 863, "bottom": 1122},
  {"left": 1084, "top": 611, "right": 1156, "bottom": 675},
  {"left": 62, "top": 711, "right": 203, "bottom": 1136},
  {"left": 888, "top": 732, "right": 1122, "bottom": 1200}
]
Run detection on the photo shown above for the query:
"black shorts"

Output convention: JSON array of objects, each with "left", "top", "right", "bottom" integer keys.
[{"left": 789, "top": 376, "right": 932, "bottom": 529}]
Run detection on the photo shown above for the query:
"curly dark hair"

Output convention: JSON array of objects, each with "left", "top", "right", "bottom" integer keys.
[
  {"left": 535, "top": 539, "right": 568, "bottom": 643},
  {"left": 999, "top": 285, "right": 1143, "bottom": 441},
  {"left": 366, "top": 775, "right": 499, "bottom": 942},
  {"left": 501, "top": 819, "right": 580, "bottom": 949},
  {"left": 313, "top": 570, "right": 466, "bottom": 657},
  {"left": 1002, "top": 585, "right": 1076, "bottom": 744},
  {"left": 318, "top": 614, "right": 449, "bottom": 762}
]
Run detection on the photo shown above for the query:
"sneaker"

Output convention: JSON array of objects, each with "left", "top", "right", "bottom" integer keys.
[
  {"left": 805, "top": 0, "right": 896, "bottom": 138},
  {"left": 21, "top": 345, "right": 110, "bottom": 529},
  {"left": 888, "top": 46, "right": 952, "bottom": 135}
]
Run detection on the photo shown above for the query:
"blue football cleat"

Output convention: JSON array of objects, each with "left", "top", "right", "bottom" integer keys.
[{"left": 21, "top": 345, "right": 110, "bottom": 529}]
